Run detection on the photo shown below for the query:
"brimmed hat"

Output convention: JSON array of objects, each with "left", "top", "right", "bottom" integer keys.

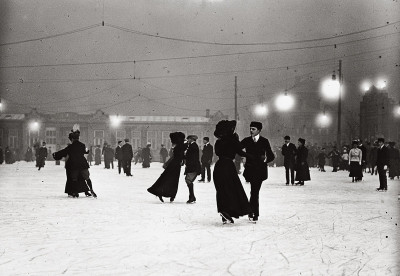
[
  {"left": 187, "top": 135, "right": 198, "bottom": 140},
  {"left": 214, "top": 120, "right": 236, "bottom": 138},
  {"left": 377, "top": 138, "right": 385, "bottom": 143},
  {"left": 124, "top": 138, "right": 129, "bottom": 142},
  {"left": 352, "top": 140, "right": 359, "bottom": 145},
  {"left": 170, "top": 132, "right": 185, "bottom": 144},
  {"left": 250, "top": 121, "right": 262, "bottom": 130},
  {"left": 298, "top": 138, "right": 305, "bottom": 145},
  {"left": 284, "top": 135, "right": 290, "bottom": 140}
]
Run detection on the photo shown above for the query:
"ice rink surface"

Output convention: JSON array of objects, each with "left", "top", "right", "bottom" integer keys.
[{"left": 0, "top": 161, "right": 399, "bottom": 275}]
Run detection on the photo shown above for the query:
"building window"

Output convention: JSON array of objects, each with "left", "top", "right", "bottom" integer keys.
[
  {"left": 8, "top": 129, "right": 18, "bottom": 148},
  {"left": 146, "top": 131, "right": 157, "bottom": 149},
  {"left": 45, "top": 128, "right": 57, "bottom": 145},
  {"left": 131, "top": 130, "right": 141, "bottom": 149},
  {"left": 161, "top": 131, "right": 171, "bottom": 150},
  {"left": 94, "top": 130, "right": 104, "bottom": 146},
  {"left": 116, "top": 130, "right": 126, "bottom": 143}
]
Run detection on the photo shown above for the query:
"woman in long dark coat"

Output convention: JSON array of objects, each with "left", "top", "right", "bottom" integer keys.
[
  {"left": 147, "top": 132, "right": 185, "bottom": 202},
  {"left": 142, "top": 144, "right": 152, "bottom": 168},
  {"left": 213, "top": 120, "right": 251, "bottom": 224},
  {"left": 295, "top": 138, "right": 311, "bottom": 185},
  {"left": 53, "top": 132, "right": 92, "bottom": 198}
]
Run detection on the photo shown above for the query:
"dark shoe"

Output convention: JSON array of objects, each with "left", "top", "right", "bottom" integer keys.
[
  {"left": 295, "top": 182, "right": 301, "bottom": 185},
  {"left": 220, "top": 212, "right": 234, "bottom": 224},
  {"left": 170, "top": 197, "right": 175, "bottom": 203},
  {"left": 207, "top": 179, "right": 211, "bottom": 183},
  {"left": 198, "top": 179, "right": 205, "bottom": 183},
  {"left": 91, "top": 190, "right": 97, "bottom": 198},
  {"left": 158, "top": 196, "right": 164, "bottom": 203},
  {"left": 187, "top": 197, "right": 196, "bottom": 204},
  {"left": 68, "top": 194, "right": 74, "bottom": 198},
  {"left": 73, "top": 193, "right": 79, "bottom": 198},
  {"left": 285, "top": 183, "right": 289, "bottom": 186},
  {"left": 85, "top": 191, "right": 92, "bottom": 197}
]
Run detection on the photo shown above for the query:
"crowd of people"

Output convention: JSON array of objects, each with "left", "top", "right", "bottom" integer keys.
[{"left": 1, "top": 121, "right": 399, "bottom": 224}]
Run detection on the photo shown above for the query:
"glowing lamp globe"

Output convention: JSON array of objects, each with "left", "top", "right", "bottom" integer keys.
[
  {"left": 254, "top": 104, "right": 268, "bottom": 117},
  {"left": 321, "top": 79, "right": 340, "bottom": 100},
  {"left": 275, "top": 94, "right": 294, "bottom": 112},
  {"left": 30, "top": 121, "right": 39, "bottom": 131},
  {"left": 376, "top": 79, "right": 387, "bottom": 89},
  {"left": 110, "top": 115, "right": 121, "bottom": 127},
  {"left": 317, "top": 113, "right": 331, "bottom": 127},
  {"left": 360, "top": 81, "right": 372, "bottom": 92}
]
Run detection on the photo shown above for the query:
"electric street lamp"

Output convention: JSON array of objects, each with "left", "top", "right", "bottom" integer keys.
[
  {"left": 376, "top": 79, "right": 387, "bottom": 90},
  {"left": 253, "top": 103, "right": 268, "bottom": 118},
  {"left": 29, "top": 120, "right": 40, "bottom": 147},
  {"left": 275, "top": 92, "right": 295, "bottom": 112},
  {"left": 316, "top": 111, "right": 332, "bottom": 128},
  {"left": 321, "top": 60, "right": 342, "bottom": 146},
  {"left": 110, "top": 115, "right": 122, "bottom": 128}
]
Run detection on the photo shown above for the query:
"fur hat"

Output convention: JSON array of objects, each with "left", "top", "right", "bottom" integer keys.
[
  {"left": 284, "top": 135, "right": 290, "bottom": 140},
  {"left": 124, "top": 138, "right": 129, "bottom": 142},
  {"left": 250, "top": 121, "right": 262, "bottom": 130},
  {"left": 298, "top": 138, "right": 305, "bottom": 145}
]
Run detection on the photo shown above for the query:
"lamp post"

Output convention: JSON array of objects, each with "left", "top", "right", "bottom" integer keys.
[{"left": 336, "top": 60, "right": 342, "bottom": 147}]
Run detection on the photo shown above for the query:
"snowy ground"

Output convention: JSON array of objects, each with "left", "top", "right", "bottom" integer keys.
[{"left": 0, "top": 161, "right": 399, "bottom": 276}]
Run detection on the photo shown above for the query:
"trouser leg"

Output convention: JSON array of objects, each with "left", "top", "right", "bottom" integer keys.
[{"left": 249, "top": 180, "right": 263, "bottom": 217}]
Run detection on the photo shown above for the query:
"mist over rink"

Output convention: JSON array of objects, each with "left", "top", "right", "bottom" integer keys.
[{"left": 0, "top": 162, "right": 398, "bottom": 275}]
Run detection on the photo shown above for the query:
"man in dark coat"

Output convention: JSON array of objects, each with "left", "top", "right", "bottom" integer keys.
[
  {"left": 37, "top": 142, "right": 48, "bottom": 170},
  {"left": 104, "top": 144, "right": 114, "bottom": 169},
  {"left": 241, "top": 121, "right": 275, "bottom": 222},
  {"left": 376, "top": 138, "right": 389, "bottom": 191},
  {"left": 159, "top": 144, "right": 169, "bottom": 164},
  {"left": 115, "top": 141, "right": 123, "bottom": 174},
  {"left": 184, "top": 135, "right": 201, "bottom": 203},
  {"left": 0, "top": 146, "right": 3, "bottom": 164},
  {"left": 53, "top": 130, "right": 96, "bottom": 198},
  {"left": 121, "top": 138, "right": 133, "bottom": 176},
  {"left": 198, "top": 137, "right": 214, "bottom": 182},
  {"left": 328, "top": 146, "right": 341, "bottom": 172},
  {"left": 281, "top": 135, "right": 296, "bottom": 185}
]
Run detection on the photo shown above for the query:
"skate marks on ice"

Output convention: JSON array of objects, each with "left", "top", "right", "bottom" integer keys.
[{"left": 0, "top": 162, "right": 399, "bottom": 275}]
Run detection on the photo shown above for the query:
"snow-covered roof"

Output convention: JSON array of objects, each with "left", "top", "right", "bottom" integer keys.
[
  {"left": 0, "top": 114, "right": 25, "bottom": 120},
  {"left": 122, "top": 116, "right": 210, "bottom": 123}
]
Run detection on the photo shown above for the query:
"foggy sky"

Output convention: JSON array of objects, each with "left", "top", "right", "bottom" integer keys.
[{"left": 0, "top": 0, "right": 399, "bottom": 117}]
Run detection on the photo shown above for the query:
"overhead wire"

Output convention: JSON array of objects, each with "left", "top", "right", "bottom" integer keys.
[
  {"left": 0, "top": 23, "right": 102, "bottom": 47},
  {"left": 105, "top": 20, "right": 400, "bottom": 46}
]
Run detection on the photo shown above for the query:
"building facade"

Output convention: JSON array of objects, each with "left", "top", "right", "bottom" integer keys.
[
  {"left": 360, "top": 86, "right": 400, "bottom": 143},
  {"left": 0, "top": 109, "right": 228, "bottom": 161}
]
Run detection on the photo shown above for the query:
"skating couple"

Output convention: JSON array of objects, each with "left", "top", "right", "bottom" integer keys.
[
  {"left": 281, "top": 136, "right": 311, "bottom": 186},
  {"left": 53, "top": 128, "right": 97, "bottom": 198},
  {"left": 214, "top": 121, "right": 274, "bottom": 224},
  {"left": 147, "top": 132, "right": 201, "bottom": 204}
]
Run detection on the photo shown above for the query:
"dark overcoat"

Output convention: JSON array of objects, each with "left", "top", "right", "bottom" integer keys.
[
  {"left": 201, "top": 143, "right": 214, "bottom": 164},
  {"left": 184, "top": 142, "right": 201, "bottom": 175},
  {"left": 295, "top": 146, "right": 311, "bottom": 181},
  {"left": 281, "top": 142, "right": 296, "bottom": 167},
  {"left": 241, "top": 136, "right": 275, "bottom": 182}
]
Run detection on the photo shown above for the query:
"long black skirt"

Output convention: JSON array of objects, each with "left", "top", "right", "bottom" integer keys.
[
  {"left": 147, "top": 159, "right": 181, "bottom": 198},
  {"left": 64, "top": 168, "right": 90, "bottom": 194},
  {"left": 213, "top": 158, "right": 251, "bottom": 218},
  {"left": 349, "top": 161, "right": 363, "bottom": 177}
]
